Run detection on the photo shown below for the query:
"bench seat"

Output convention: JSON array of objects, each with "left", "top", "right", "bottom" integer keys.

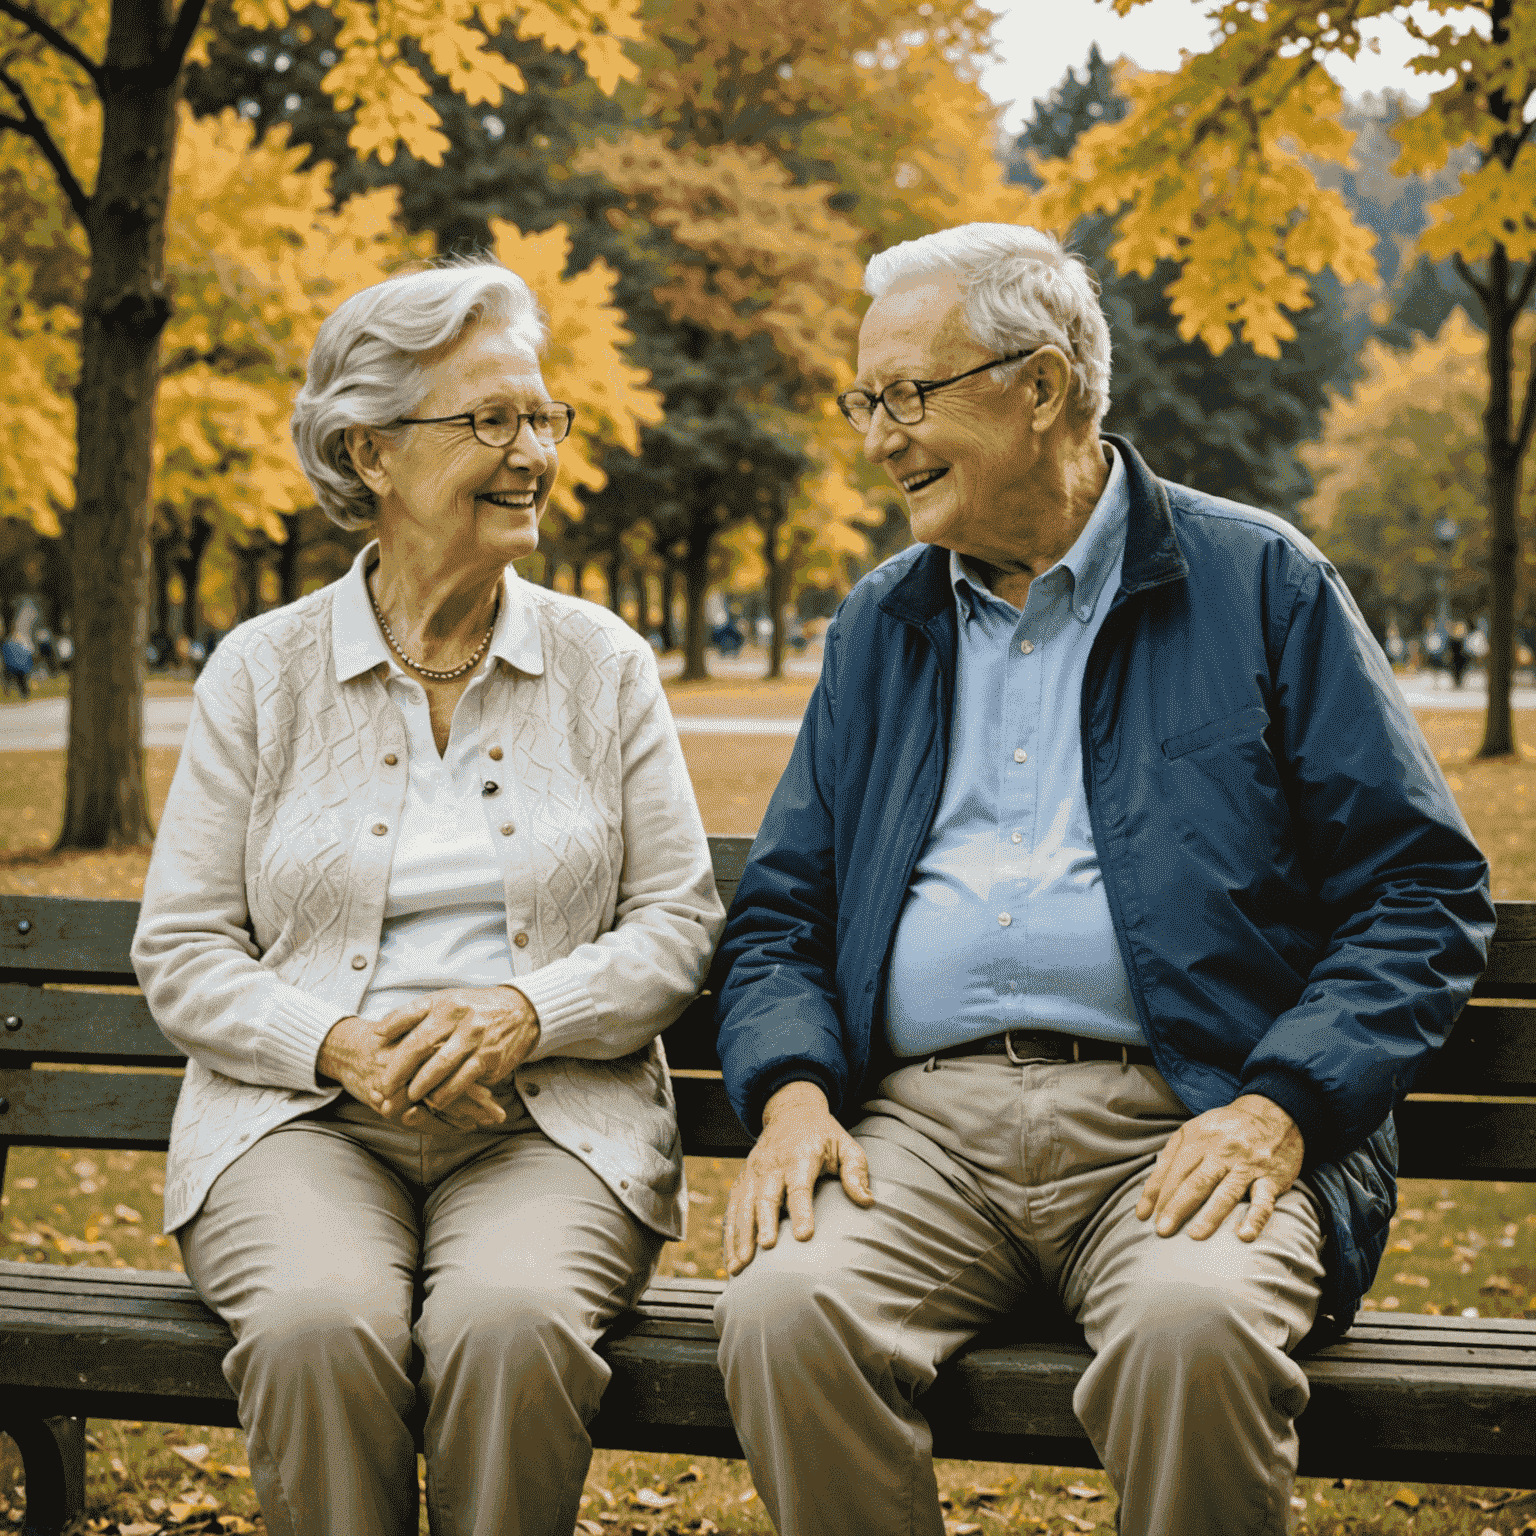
[
  {"left": 4, "top": 849, "right": 1536, "bottom": 1532},
  {"left": 5, "top": 1260, "right": 1536, "bottom": 1491}
]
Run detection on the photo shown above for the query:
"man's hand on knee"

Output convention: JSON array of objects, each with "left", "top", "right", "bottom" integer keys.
[
  {"left": 1135, "top": 1094, "right": 1304, "bottom": 1243},
  {"left": 722, "top": 1081, "right": 874, "bottom": 1276}
]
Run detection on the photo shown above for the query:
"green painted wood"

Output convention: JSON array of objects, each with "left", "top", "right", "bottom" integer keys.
[
  {"left": 0, "top": 984, "right": 179, "bottom": 1064},
  {"left": 670, "top": 1075, "right": 751, "bottom": 1156},
  {"left": 1432, "top": 1003, "right": 1536, "bottom": 1094},
  {"left": 0, "top": 1068, "right": 182, "bottom": 1149},
  {"left": 0, "top": 896, "right": 140, "bottom": 984}
]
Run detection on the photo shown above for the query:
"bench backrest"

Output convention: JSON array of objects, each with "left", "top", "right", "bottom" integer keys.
[{"left": 2, "top": 839, "right": 1534, "bottom": 1182}]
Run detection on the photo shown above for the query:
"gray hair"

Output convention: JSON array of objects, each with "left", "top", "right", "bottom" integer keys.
[
  {"left": 292, "top": 258, "right": 549, "bottom": 530},
  {"left": 863, "top": 224, "right": 1111, "bottom": 430}
]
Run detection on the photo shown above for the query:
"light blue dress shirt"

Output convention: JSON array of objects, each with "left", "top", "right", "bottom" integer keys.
[{"left": 885, "top": 444, "right": 1147, "bottom": 1057}]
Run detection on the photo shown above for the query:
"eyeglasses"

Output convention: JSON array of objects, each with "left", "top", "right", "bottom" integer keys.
[
  {"left": 395, "top": 403, "right": 576, "bottom": 447},
  {"left": 836, "top": 350, "right": 1037, "bottom": 431}
]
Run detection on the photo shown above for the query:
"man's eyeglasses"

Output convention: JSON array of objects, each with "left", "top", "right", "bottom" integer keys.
[
  {"left": 395, "top": 403, "right": 576, "bottom": 447},
  {"left": 836, "top": 350, "right": 1037, "bottom": 432}
]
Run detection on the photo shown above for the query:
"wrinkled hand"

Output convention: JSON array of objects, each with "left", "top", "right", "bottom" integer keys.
[
  {"left": 1137, "top": 1093, "right": 1304, "bottom": 1242},
  {"left": 314, "top": 1012, "right": 502, "bottom": 1129},
  {"left": 374, "top": 986, "right": 541, "bottom": 1131},
  {"left": 723, "top": 1081, "right": 873, "bottom": 1275}
]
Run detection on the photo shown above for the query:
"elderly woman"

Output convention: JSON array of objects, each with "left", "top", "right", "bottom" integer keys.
[{"left": 131, "top": 259, "right": 724, "bottom": 1536}]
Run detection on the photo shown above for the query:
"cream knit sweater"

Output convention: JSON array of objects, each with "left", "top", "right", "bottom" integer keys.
[{"left": 132, "top": 549, "right": 725, "bottom": 1237}]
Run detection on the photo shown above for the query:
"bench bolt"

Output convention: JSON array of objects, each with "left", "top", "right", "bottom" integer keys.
[
  {"left": 16, "top": 919, "right": 31, "bottom": 934},
  {"left": 3, "top": 1014, "right": 20, "bottom": 1031}
]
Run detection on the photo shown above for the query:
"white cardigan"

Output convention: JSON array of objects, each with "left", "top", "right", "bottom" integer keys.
[{"left": 133, "top": 547, "right": 725, "bottom": 1237}]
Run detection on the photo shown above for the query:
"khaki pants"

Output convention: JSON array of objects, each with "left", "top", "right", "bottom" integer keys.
[
  {"left": 180, "top": 1095, "right": 662, "bottom": 1536},
  {"left": 713, "top": 1055, "right": 1325, "bottom": 1536}
]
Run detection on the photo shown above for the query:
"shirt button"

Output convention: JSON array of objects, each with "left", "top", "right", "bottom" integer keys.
[
  {"left": 1011, "top": 831, "right": 1023, "bottom": 844},
  {"left": 514, "top": 932, "right": 529, "bottom": 948},
  {"left": 500, "top": 823, "right": 515, "bottom": 836},
  {"left": 1013, "top": 748, "right": 1027, "bottom": 763},
  {"left": 619, "top": 1179, "right": 629, "bottom": 1190},
  {"left": 1019, "top": 639, "right": 1034, "bottom": 654},
  {"left": 372, "top": 823, "right": 388, "bottom": 836},
  {"left": 998, "top": 912, "right": 1012, "bottom": 927},
  {"left": 351, "top": 954, "right": 367, "bottom": 970},
  {"left": 383, "top": 753, "right": 398, "bottom": 766},
  {"left": 487, "top": 746, "right": 503, "bottom": 761}
]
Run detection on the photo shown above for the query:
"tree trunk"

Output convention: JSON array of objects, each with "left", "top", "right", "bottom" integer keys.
[
  {"left": 635, "top": 566, "right": 655, "bottom": 640},
  {"left": 760, "top": 507, "right": 786, "bottom": 681},
  {"left": 680, "top": 524, "right": 711, "bottom": 682},
  {"left": 656, "top": 551, "right": 679, "bottom": 651},
  {"left": 1476, "top": 244, "right": 1519, "bottom": 759},
  {"left": 177, "top": 512, "right": 213, "bottom": 643},
  {"left": 277, "top": 512, "right": 304, "bottom": 606},
  {"left": 58, "top": 0, "right": 184, "bottom": 849},
  {"left": 150, "top": 532, "right": 175, "bottom": 640},
  {"left": 605, "top": 551, "right": 624, "bottom": 617},
  {"left": 234, "top": 537, "right": 268, "bottom": 623}
]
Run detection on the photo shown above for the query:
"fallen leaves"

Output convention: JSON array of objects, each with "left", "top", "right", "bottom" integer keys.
[{"left": 1389, "top": 1488, "right": 1421, "bottom": 1509}]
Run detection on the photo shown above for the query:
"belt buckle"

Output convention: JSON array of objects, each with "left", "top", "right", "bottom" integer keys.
[{"left": 1004, "top": 1030, "right": 1082, "bottom": 1065}]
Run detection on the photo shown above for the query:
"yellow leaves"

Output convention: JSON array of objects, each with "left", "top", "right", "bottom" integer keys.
[
  {"left": 489, "top": 219, "right": 661, "bottom": 517},
  {"left": 0, "top": 263, "right": 74, "bottom": 535},
  {"left": 577, "top": 132, "right": 864, "bottom": 390},
  {"left": 1420, "top": 153, "right": 1536, "bottom": 265}
]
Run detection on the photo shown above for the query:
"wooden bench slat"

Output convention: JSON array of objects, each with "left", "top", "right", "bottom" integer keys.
[
  {"left": 0, "top": 895, "right": 140, "bottom": 983},
  {"left": 0, "top": 984, "right": 182, "bottom": 1064},
  {"left": 0, "top": 1068, "right": 183, "bottom": 1148},
  {"left": 1394, "top": 1098, "right": 1536, "bottom": 1177}
]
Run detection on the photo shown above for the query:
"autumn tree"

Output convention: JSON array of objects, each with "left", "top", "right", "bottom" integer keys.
[
  {"left": 0, "top": 0, "right": 643, "bottom": 848},
  {"left": 1303, "top": 309, "right": 1536, "bottom": 637},
  {"left": 1028, "top": 0, "right": 1536, "bottom": 757}
]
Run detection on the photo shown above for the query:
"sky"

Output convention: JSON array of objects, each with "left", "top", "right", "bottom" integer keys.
[{"left": 980, "top": 0, "right": 1452, "bottom": 134}]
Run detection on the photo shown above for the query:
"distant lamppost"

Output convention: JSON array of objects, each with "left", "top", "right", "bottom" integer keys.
[{"left": 1434, "top": 516, "right": 1460, "bottom": 632}]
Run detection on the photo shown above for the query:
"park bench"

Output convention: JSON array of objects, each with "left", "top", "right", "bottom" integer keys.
[{"left": 3, "top": 836, "right": 1536, "bottom": 1534}]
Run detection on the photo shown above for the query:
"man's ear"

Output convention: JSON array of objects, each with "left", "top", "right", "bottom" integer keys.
[
  {"left": 1028, "top": 349, "right": 1074, "bottom": 433},
  {"left": 344, "top": 425, "right": 391, "bottom": 498}
]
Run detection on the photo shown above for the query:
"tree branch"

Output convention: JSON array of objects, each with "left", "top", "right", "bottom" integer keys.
[
  {"left": 1453, "top": 252, "right": 1492, "bottom": 309},
  {"left": 1514, "top": 260, "right": 1536, "bottom": 318},
  {"left": 161, "top": 0, "right": 210, "bottom": 81},
  {"left": 0, "top": 65, "right": 90, "bottom": 223},
  {"left": 0, "top": 0, "right": 101, "bottom": 86}
]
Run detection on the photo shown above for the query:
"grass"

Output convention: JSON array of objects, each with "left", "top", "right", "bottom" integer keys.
[{"left": 2, "top": 688, "right": 1535, "bottom": 1534}]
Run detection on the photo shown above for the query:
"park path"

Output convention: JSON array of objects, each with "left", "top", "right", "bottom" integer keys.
[{"left": 1, "top": 665, "right": 1529, "bottom": 752}]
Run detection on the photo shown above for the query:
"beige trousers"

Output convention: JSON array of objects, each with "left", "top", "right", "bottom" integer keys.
[
  {"left": 713, "top": 1054, "right": 1326, "bottom": 1536},
  {"left": 180, "top": 1093, "right": 662, "bottom": 1536}
]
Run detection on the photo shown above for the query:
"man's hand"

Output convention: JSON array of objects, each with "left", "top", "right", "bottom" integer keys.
[
  {"left": 374, "top": 986, "right": 541, "bottom": 1130},
  {"left": 1136, "top": 1093, "right": 1304, "bottom": 1242},
  {"left": 316, "top": 1012, "right": 503, "bottom": 1130},
  {"left": 722, "top": 1081, "right": 874, "bottom": 1276}
]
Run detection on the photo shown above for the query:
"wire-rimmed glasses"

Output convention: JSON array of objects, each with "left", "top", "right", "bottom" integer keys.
[
  {"left": 836, "top": 350, "right": 1037, "bottom": 431},
  {"left": 395, "top": 403, "right": 576, "bottom": 447}
]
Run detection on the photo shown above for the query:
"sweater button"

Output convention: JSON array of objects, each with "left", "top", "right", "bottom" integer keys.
[
  {"left": 580, "top": 1141, "right": 593, "bottom": 1153},
  {"left": 383, "top": 753, "right": 398, "bottom": 766},
  {"left": 514, "top": 932, "right": 529, "bottom": 948},
  {"left": 372, "top": 823, "right": 388, "bottom": 836},
  {"left": 998, "top": 912, "right": 1012, "bottom": 927},
  {"left": 500, "top": 823, "right": 514, "bottom": 836},
  {"left": 488, "top": 745, "right": 503, "bottom": 761},
  {"left": 351, "top": 954, "right": 368, "bottom": 970}
]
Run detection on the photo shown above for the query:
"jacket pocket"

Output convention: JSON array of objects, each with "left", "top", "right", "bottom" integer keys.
[{"left": 1161, "top": 704, "right": 1269, "bottom": 761}]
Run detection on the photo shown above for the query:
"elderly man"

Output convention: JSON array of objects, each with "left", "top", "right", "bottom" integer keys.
[{"left": 710, "top": 223, "right": 1493, "bottom": 1536}]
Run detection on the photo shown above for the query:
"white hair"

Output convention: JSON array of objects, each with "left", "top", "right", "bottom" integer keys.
[
  {"left": 863, "top": 224, "right": 1111, "bottom": 430},
  {"left": 292, "top": 258, "right": 549, "bottom": 530}
]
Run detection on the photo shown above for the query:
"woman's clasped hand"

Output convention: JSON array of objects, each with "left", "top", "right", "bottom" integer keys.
[{"left": 317, "top": 986, "right": 542, "bottom": 1132}]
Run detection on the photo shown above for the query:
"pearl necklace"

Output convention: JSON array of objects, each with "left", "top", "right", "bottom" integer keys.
[{"left": 368, "top": 573, "right": 499, "bottom": 682}]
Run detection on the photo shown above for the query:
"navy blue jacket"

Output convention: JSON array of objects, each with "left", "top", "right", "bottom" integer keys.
[{"left": 713, "top": 436, "right": 1494, "bottom": 1330}]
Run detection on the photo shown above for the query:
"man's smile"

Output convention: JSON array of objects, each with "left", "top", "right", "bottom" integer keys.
[{"left": 901, "top": 467, "right": 949, "bottom": 494}]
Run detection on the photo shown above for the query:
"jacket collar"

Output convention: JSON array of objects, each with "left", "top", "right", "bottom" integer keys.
[
  {"left": 331, "top": 540, "right": 546, "bottom": 683},
  {"left": 879, "top": 433, "right": 1187, "bottom": 627}
]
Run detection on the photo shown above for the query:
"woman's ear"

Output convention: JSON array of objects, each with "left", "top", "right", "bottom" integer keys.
[{"left": 344, "top": 426, "right": 391, "bottom": 498}]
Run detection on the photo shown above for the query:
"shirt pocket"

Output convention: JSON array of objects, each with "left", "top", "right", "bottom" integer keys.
[{"left": 1160, "top": 704, "right": 1270, "bottom": 761}]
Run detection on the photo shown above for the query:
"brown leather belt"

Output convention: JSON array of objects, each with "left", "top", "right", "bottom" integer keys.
[{"left": 921, "top": 1029, "right": 1156, "bottom": 1068}]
